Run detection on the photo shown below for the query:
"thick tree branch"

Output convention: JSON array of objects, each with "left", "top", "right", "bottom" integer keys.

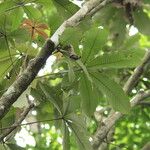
[
  {"left": 0, "top": 0, "right": 110, "bottom": 120},
  {"left": 0, "top": 102, "right": 34, "bottom": 142}
]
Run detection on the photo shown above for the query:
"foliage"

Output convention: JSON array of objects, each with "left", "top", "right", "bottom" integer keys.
[{"left": 0, "top": 0, "right": 150, "bottom": 150}]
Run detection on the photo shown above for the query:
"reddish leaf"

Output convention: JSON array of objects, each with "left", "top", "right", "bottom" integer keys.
[{"left": 21, "top": 19, "right": 49, "bottom": 40}]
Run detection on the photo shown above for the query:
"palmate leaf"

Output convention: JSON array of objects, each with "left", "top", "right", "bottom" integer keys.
[
  {"left": 87, "top": 49, "right": 145, "bottom": 69},
  {"left": 81, "top": 27, "right": 108, "bottom": 63},
  {"left": 64, "top": 114, "right": 93, "bottom": 150},
  {"left": 79, "top": 73, "right": 98, "bottom": 117},
  {"left": 90, "top": 72, "right": 130, "bottom": 114}
]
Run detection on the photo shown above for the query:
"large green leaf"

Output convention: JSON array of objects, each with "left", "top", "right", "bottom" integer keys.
[
  {"left": 87, "top": 49, "right": 145, "bottom": 69},
  {"left": 10, "top": 7, "right": 24, "bottom": 31},
  {"left": 68, "top": 60, "right": 75, "bottom": 83},
  {"left": 81, "top": 27, "right": 108, "bottom": 63},
  {"left": 23, "top": 5, "right": 42, "bottom": 19},
  {"left": 62, "top": 121, "right": 70, "bottom": 150},
  {"left": 63, "top": 93, "right": 81, "bottom": 115},
  {"left": 93, "top": 5, "right": 116, "bottom": 25},
  {"left": 79, "top": 73, "right": 98, "bottom": 117},
  {"left": 134, "top": 9, "right": 150, "bottom": 35},
  {"left": 65, "top": 114, "right": 93, "bottom": 150},
  {"left": 0, "top": 49, "right": 17, "bottom": 78},
  {"left": 109, "top": 9, "right": 127, "bottom": 48},
  {"left": 90, "top": 72, "right": 131, "bottom": 114},
  {"left": 60, "top": 27, "right": 83, "bottom": 51},
  {"left": 0, "top": 1, "right": 14, "bottom": 14},
  {"left": 39, "top": 82, "right": 62, "bottom": 114}
]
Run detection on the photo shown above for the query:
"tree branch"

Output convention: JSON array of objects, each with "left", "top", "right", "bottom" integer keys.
[
  {"left": 123, "top": 50, "right": 150, "bottom": 94},
  {"left": 87, "top": 0, "right": 113, "bottom": 16},
  {"left": 0, "top": 102, "right": 35, "bottom": 142},
  {"left": 92, "top": 50, "right": 150, "bottom": 149},
  {"left": 0, "top": 0, "right": 110, "bottom": 120},
  {"left": 92, "top": 90, "right": 150, "bottom": 149},
  {"left": 0, "top": 40, "right": 55, "bottom": 120}
]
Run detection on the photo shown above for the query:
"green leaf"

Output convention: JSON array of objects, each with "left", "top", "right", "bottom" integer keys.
[
  {"left": 90, "top": 72, "right": 131, "bottom": 114},
  {"left": 63, "top": 121, "right": 70, "bottom": 150},
  {"left": 81, "top": 27, "right": 108, "bottom": 63},
  {"left": 24, "top": 5, "right": 42, "bottom": 19},
  {"left": 87, "top": 49, "right": 145, "bottom": 69},
  {"left": 0, "top": 50, "right": 18, "bottom": 78},
  {"left": 79, "top": 73, "right": 98, "bottom": 117},
  {"left": 60, "top": 27, "right": 83, "bottom": 51},
  {"left": 36, "top": 0, "right": 51, "bottom": 7},
  {"left": 93, "top": 5, "right": 116, "bottom": 25},
  {"left": 76, "top": 60, "right": 92, "bottom": 82},
  {"left": 39, "top": 82, "right": 62, "bottom": 114},
  {"left": 68, "top": 60, "right": 75, "bottom": 83},
  {"left": 109, "top": 9, "right": 126, "bottom": 47},
  {"left": 65, "top": 114, "right": 93, "bottom": 150},
  {"left": 63, "top": 95, "right": 81, "bottom": 115},
  {"left": 0, "top": 107, "right": 15, "bottom": 128},
  {"left": 10, "top": 28, "right": 29, "bottom": 43},
  {"left": 0, "top": 144, "right": 6, "bottom": 150},
  {"left": 121, "top": 34, "right": 140, "bottom": 50},
  {"left": 134, "top": 9, "right": 150, "bottom": 35},
  {"left": 52, "top": 0, "right": 79, "bottom": 18},
  {"left": 10, "top": 7, "right": 24, "bottom": 31},
  {"left": 31, "top": 87, "right": 46, "bottom": 103},
  {"left": 0, "top": 1, "right": 14, "bottom": 14},
  {"left": 13, "top": 88, "right": 29, "bottom": 108}
]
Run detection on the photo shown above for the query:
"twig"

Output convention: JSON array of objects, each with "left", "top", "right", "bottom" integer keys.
[
  {"left": 0, "top": 117, "right": 62, "bottom": 131},
  {"left": 0, "top": 103, "right": 35, "bottom": 142}
]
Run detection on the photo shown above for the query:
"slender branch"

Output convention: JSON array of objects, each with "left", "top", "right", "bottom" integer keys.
[
  {"left": 92, "top": 90, "right": 150, "bottom": 149},
  {"left": 0, "top": 103, "right": 35, "bottom": 142},
  {"left": 0, "top": 117, "right": 62, "bottom": 131},
  {"left": 138, "top": 101, "right": 150, "bottom": 107},
  {"left": 123, "top": 50, "right": 150, "bottom": 94},
  {"left": 87, "top": 0, "right": 113, "bottom": 16}
]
